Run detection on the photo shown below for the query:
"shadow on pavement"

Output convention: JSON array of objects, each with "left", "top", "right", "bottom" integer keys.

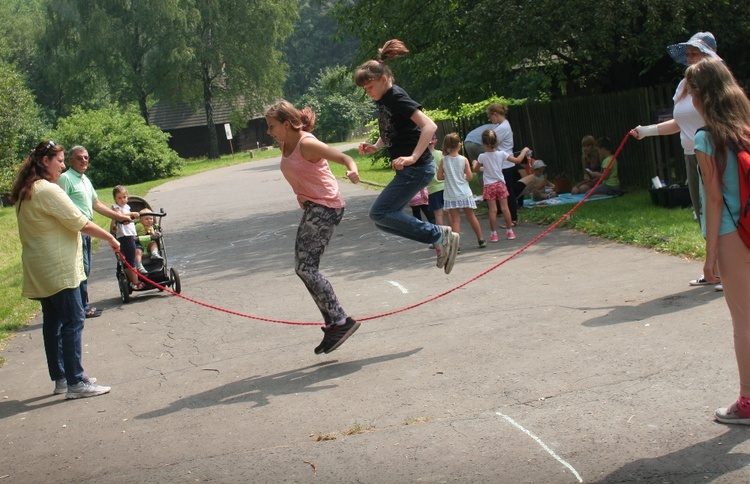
[
  {"left": 600, "top": 427, "right": 750, "bottom": 482},
  {"left": 135, "top": 348, "right": 422, "bottom": 419},
  {"left": 0, "top": 393, "right": 68, "bottom": 419},
  {"left": 579, "top": 287, "right": 724, "bottom": 327}
]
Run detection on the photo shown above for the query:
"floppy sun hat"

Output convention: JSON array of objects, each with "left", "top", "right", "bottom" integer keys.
[
  {"left": 667, "top": 32, "right": 721, "bottom": 66},
  {"left": 532, "top": 159, "right": 546, "bottom": 170}
]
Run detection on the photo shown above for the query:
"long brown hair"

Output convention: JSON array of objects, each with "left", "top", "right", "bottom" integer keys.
[
  {"left": 685, "top": 57, "right": 750, "bottom": 176},
  {"left": 9, "top": 140, "right": 65, "bottom": 203},
  {"left": 265, "top": 100, "right": 316, "bottom": 132},
  {"left": 581, "top": 135, "right": 601, "bottom": 170},
  {"left": 354, "top": 39, "right": 409, "bottom": 86}
]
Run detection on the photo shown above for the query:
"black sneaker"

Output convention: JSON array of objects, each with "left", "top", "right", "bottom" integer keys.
[{"left": 314, "top": 318, "right": 360, "bottom": 355}]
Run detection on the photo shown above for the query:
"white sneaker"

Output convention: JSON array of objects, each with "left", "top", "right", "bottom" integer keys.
[
  {"left": 65, "top": 380, "right": 111, "bottom": 399},
  {"left": 54, "top": 375, "right": 97, "bottom": 395},
  {"left": 435, "top": 226, "right": 452, "bottom": 269},
  {"left": 715, "top": 284, "right": 724, "bottom": 292}
]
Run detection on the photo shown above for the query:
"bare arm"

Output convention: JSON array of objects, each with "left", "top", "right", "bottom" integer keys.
[
  {"left": 391, "top": 110, "right": 437, "bottom": 170},
  {"left": 463, "top": 157, "right": 473, "bottom": 181},
  {"left": 93, "top": 199, "right": 131, "bottom": 223},
  {"left": 300, "top": 137, "right": 360, "bottom": 184},
  {"left": 508, "top": 147, "right": 530, "bottom": 164},
  {"left": 81, "top": 221, "right": 120, "bottom": 252},
  {"left": 696, "top": 149, "right": 722, "bottom": 283},
  {"left": 437, "top": 160, "right": 445, "bottom": 181},
  {"left": 359, "top": 137, "right": 384, "bottom": 155},
  {"left": 630, "top": 119, "right": 681, "bottom": 139}
]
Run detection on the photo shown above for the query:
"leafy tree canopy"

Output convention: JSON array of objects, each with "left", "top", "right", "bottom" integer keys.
[
  {"left": 334, "top": 0, "right": 750, "bottom": 107},
  {"left": 0, "top": 61, "right": 48, "bottom": 194},
  {"left": 298, "top": 65, "right": 373, "bottom": 142},
  {"left": 282, "top": 0, "right": 359, "bottom": 103}
]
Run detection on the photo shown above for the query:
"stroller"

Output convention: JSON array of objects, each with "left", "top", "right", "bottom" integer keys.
[{"left": 115, "top": 195, "right": 181, "bottom": 303}]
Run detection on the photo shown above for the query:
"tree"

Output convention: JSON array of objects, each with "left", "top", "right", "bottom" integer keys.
[
  {"left": 282, "top": 0, "right": 359, "bottom": 103},
  {"left": 0, "top": 0, "right": 45, "bottom": 68},
  {"left": 298, "top": 65, "right": 373, "bottom": 142},
  {"left": 333, "top": 0, "right": 750, "bottom": 106},
  {"left": 168, "top": 0, "right": 298, "bottom": 159},
  {"left": 38, "top": 0, "right": 190, "bottom": 123},
  {"left": 0, "top": 61, "right": 48, "bottom": 195}
]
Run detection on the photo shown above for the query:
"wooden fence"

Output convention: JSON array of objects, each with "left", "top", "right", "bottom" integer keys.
[{"left": 437, "top": 84, "right": 687, "bottom": 190}]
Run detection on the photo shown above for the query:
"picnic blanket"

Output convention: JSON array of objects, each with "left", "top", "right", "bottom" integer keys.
[{"left": 524, "top": 193, "right": 616, "bottom": 208}]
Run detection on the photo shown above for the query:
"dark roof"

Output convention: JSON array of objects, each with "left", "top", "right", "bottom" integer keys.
[
  {"left": 148, "top": 98, "right": 266, "bottom": 130},
  {"left": 148, "top": 100, "right": 232, "bottom": 130}
]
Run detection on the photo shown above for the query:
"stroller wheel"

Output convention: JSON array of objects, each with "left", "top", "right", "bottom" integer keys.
[
  {"left": 170, "top": 267, "right": 181, "bottom": 294},
  {"left": 118, "top": 272, "right": 131, "bottom": 303}
]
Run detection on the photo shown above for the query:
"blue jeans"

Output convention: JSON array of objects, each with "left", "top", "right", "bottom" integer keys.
[
  {"left": 40, "top": 287, "right": 85, "bottom": 385},
  {"left": 369, "top": 162, "right": 442, "bottom": 244},
  {"left": 79, "top": 234, "right": 91, "bottom": 311}
]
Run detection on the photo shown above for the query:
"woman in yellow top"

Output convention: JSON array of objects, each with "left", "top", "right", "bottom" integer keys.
[{"left": 10, "top": 140, "right": 120, "bottom": 399}]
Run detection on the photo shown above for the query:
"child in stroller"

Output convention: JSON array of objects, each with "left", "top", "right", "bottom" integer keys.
[
  {"left": 114, "top": 195, "right": 181, "bottom": 303},
  {"left": 135, "top": 209, "right": 163, "bottom": 274}
]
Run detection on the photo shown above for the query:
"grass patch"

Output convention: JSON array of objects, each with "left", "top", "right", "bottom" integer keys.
[
  {"left": 329, "top": 149, "right": 396, "bottom": 187},
  {"left": 518, "top": 191, "right": 705, "bottom": 260}
]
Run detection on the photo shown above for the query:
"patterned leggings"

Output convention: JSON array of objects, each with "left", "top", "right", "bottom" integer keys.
[{"left": 295, "top": 201, "right": 347, "bottom": 326}]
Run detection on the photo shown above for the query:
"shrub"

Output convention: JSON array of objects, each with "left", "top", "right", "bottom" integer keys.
[
  {"left": 0, "top": 61, "right": 48, "bottom": 196},
  {"left": 297, "top": 65, "right": 373, "bottom": 143},
  {"left": 53, "top": 105, "right": 182, "bottom": 187}
]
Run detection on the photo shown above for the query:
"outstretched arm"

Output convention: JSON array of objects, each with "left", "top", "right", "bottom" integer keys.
[
  {"left": 300, "top": 137, "right": 360, "bottom": 184},
  {"left": 93, "top": 199, "right": 131, "bottom": 223}
]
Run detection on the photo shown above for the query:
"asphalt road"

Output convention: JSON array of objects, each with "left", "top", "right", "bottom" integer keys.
[{"left": 2, "top": 144, "right": 750, "bottom": 483}]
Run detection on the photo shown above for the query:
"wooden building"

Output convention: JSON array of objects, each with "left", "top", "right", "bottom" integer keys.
[{"left": 148, "top": 100, "right": 275, "bottom": 158}]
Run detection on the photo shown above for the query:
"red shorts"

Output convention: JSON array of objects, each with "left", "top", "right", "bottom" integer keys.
[{"left": 483, "top": 181, "right": 509, "bottom": 200}]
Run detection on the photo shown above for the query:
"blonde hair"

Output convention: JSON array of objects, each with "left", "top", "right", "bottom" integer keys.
[
  {"left": 487, "top": 103, "right": 509, "bottom": 117},
  {"left": 354, "top": 39, "right": 409, "bottom": 86},
  {"left": 581, "top": 135, "right": 596, "bottom": 148},
  {"left": 265, "top": 100, "right": 316, "bottom": 132},
  {"left": 442, "top": 132, "right": 461, "bottom": 153},
  {"left": 581, "top": 135, "right": 601, "bottom": 170}
]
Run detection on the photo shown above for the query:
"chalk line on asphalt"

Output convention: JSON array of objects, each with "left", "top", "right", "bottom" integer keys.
[
  {"left": 388, "top": 280, "right": 409, "bottom": 294},
  {"left": 496, "top": 411, "right": 583, "bottom": 483}
]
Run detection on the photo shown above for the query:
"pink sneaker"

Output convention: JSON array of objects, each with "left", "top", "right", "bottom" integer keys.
[
  {"left": 716, "top": 396, "right": 750, "bottom": 425},
  {"left": 506, "top": 230, "right": 516, "bottom": 240},
  {"left": 489, "top": 233, "right": 499, "bottom": 243}
]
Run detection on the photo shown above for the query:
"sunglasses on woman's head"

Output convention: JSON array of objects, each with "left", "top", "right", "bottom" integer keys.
[{"left": 40, "top": 141, "right": 56, "bottom": 156}]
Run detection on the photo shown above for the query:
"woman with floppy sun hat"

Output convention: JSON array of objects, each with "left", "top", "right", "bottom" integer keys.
[{"left": 630, "top": 31, "right": 723, "bottom": 290}]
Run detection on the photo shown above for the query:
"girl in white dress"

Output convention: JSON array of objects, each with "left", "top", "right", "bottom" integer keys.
[{"left": 437, "top": 133, "right": 485, "bottom": 249}]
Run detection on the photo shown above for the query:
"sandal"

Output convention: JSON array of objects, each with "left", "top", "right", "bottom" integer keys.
[
  {"left": 85, "top": 308, "right": 102, "bottom": 318},
  {"left": 130, "top": 282, "right": 145, "bottom": 290}
]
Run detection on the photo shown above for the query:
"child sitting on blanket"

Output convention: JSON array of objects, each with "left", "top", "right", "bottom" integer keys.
[{"left": 528, "top": 160, "right": 557, "bottom": 201}]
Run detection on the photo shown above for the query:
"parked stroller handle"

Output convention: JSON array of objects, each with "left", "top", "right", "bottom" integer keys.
[{"left": 139, "top": 210, "right": 167, "bottom": 218}]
